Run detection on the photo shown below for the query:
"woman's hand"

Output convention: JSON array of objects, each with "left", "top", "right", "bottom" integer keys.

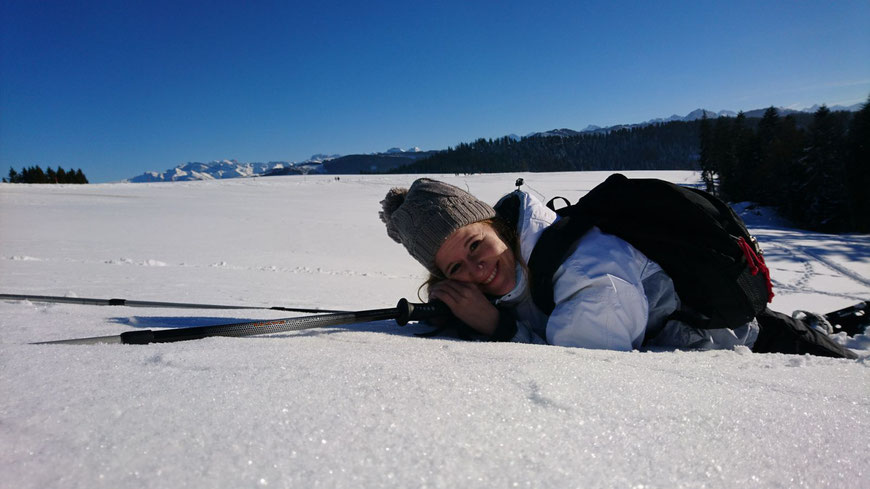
[{"left": 428, "top": 280, "right": 499, "bottom": 336}]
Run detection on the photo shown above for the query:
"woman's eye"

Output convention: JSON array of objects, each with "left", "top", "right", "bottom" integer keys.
[
  {"left": 449, "top": 264, "right": 460, "bottom": 276},
  {"left": 470, "top": 240, "right": 481, "bottom": 251}
]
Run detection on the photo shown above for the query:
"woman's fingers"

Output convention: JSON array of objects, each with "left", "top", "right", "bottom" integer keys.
[
  {"left": 429, "top": 280, "right": 498, "bottom": 335},
  {"left": 430, "top": 280, "right": 477, "bottom": 307},
  {"left": 428, "top": 284, "right": 458, "bottom": 309}
]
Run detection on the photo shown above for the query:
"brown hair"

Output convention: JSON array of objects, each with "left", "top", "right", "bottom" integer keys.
[{"left": 417, "top": 216, "right": 524, "bottom": 301}]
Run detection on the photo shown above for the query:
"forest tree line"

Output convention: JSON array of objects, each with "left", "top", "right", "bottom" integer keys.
[
  {"left": 388, "top": 120, "right": 707, "bottom": 174},
  {"left": 699, "top": 99, "right": 869, "bottom": 233},
  {"left": 386, "top": 102, "right": 867, "bottom": 232},
  {"left": 4, "top": 166, "right": 89, "bottom": 184},
  {"left": 386, "top": 112, "right": 824, "bottom": 175}
]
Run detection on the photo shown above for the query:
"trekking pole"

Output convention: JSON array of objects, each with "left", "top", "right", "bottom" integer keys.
[
  {"left": 32, "top": 299, "right": 451, "bottom": 345},
  {"left": 0, "top": 293, "right": 344, "bottom": 314}
]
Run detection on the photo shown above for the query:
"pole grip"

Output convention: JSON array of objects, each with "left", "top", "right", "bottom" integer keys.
[
  {"left": 120, "top": 330, "right": 155, "bottom": 344},
  {"left": 395, "top": 299, "right": 452, "bottom": 326}
]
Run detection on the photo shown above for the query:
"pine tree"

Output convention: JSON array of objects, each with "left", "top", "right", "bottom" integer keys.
[
  {"left": 731, "top": 112, "right": 761, "bottom": 201},
  {"left": 844, "top": 95, "right": 870, "bottom": 231},
  {"left": 802, "top": 105, "right": 848, "bottom": 231},
  {"left": 32, "top": 165, "right": 46, "bottom": 183},
  {"left": 755, "top": 107, "right": 782, "bottom": 205},
  {"left": 775, "top": 115, "right": 807, "bottom": 221},
  {"left": 711, "top": 115, "right": 737, "bottom": 200}
]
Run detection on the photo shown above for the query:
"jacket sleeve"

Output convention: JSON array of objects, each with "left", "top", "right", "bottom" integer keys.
[{"left": 545, "top": 229, "right": 651, "bottom": 351}]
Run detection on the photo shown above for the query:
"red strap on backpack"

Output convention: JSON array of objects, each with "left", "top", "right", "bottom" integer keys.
[{"left": 737, "top": 237, "right": 775, "bottom": 302}]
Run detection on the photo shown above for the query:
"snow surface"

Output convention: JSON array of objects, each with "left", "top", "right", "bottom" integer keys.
[{"left": 1, "top": 171, "right": 868, "bottom": 489}]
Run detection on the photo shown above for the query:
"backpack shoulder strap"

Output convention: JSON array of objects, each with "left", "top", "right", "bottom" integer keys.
[
  {"left": 527, "top": 174, "right": 629, "bottom": 314},
  {"left": 496, "top": 188, "right": 593, "bottom": 314},
  {"left": 528, "top": 213, "right": 595, "bottom": 314}
]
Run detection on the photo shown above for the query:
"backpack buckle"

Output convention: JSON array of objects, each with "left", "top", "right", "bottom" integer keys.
[{"left": 750, "top": 236, "right": 763, "bottom": 256}]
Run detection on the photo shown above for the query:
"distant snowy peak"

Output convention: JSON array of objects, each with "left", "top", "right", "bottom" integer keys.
[
  {"left": 306, "top": 154, "right": 340, "bottom": 163},
  {"left": 684, "top": 109, "right": 717, "bottom": 121},
  {"left": 645, "top": 109, "right": 734, "bottom": 125},
  {"left": 803, "top": 103, "right": 863, "bottom": 113},
  {"left": 385, "top": 147, "right": 422, "bottom": 154},
  {"left": 526, "top": 128, "right": 584, "bottom": 138}
]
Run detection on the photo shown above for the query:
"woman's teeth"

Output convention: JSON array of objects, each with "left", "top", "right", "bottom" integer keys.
[{"left": 483, "top": 263, "right": 497, "bottom": 285}]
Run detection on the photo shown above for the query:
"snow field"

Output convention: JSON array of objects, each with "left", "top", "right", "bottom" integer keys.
[{"left": 1, "top": 172, "right": 868, "bottom": 488}]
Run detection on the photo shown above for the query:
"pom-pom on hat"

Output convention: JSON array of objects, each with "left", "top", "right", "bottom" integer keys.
[{"left": 379, "top": 178, "right": 496, "bottom": 273}]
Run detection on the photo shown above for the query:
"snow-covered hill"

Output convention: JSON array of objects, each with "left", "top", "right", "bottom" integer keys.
[{"left": 2, "top": 171, "right": 867, "bottom": 489}]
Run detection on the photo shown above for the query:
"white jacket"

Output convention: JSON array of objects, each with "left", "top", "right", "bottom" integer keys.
[{"left": 495, "top": 191, "right": 759, "bottom": 351}]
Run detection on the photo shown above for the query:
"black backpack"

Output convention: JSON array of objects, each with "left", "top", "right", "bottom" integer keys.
[{"left": 496, "top": 173, "right": 774, "bottom": 330}]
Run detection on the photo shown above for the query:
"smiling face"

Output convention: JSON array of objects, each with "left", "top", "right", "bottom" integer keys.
[{"left": 434, "top": 221, "right": 517, "bottom": 296}]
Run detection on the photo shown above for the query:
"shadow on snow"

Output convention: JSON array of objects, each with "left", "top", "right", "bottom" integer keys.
[{"left": 108, "top": 315, "right": 433, "bottom": 339}]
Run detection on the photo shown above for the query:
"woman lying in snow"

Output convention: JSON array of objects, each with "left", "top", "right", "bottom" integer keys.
[{"left": 379, "top": 178, "right": 856, "bottom": 359}]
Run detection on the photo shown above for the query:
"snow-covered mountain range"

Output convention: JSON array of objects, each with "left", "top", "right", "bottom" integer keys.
[
  {"left": 126, "top": 160, "right": 284, "bottom": 183},
  {"left": 125, "top": 156, "right": 340, "bottom": 183},
  {"left": 125, "top": 149, "right": 430, "bottom": 182},
  {"left": 126, "top": 103, "right": 863, "bottom": 182}
]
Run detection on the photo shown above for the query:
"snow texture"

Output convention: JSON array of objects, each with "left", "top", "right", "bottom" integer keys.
[{"left": 1, "top": 171, "right": 868, "bottom": 489}]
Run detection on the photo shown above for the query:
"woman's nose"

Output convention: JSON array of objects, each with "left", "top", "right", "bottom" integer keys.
[{"left": 472, "top": 261, "right": 486, "bottom": 279}]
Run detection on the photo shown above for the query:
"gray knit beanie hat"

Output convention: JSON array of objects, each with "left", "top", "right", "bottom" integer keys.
[{"left": 379, "top": 178, "right": 496, "bottom": 273}]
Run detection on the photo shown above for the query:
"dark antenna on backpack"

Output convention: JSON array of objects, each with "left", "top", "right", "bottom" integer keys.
[{"left": 516, "top": 178, "right": 547, "bottom": 201}]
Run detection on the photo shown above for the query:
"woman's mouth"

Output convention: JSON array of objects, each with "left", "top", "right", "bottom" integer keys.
[{"left": 483, "top": 261, "right": 498, "bottom": 285}]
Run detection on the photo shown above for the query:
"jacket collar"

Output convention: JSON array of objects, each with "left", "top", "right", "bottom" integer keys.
[{"left": 495, "top": 191, "right": 558, "bottom": 304}]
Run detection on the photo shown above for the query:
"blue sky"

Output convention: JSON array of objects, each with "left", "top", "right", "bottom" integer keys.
[{"left": 2, "top": 0, "right": 868, "bottom": 182}]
